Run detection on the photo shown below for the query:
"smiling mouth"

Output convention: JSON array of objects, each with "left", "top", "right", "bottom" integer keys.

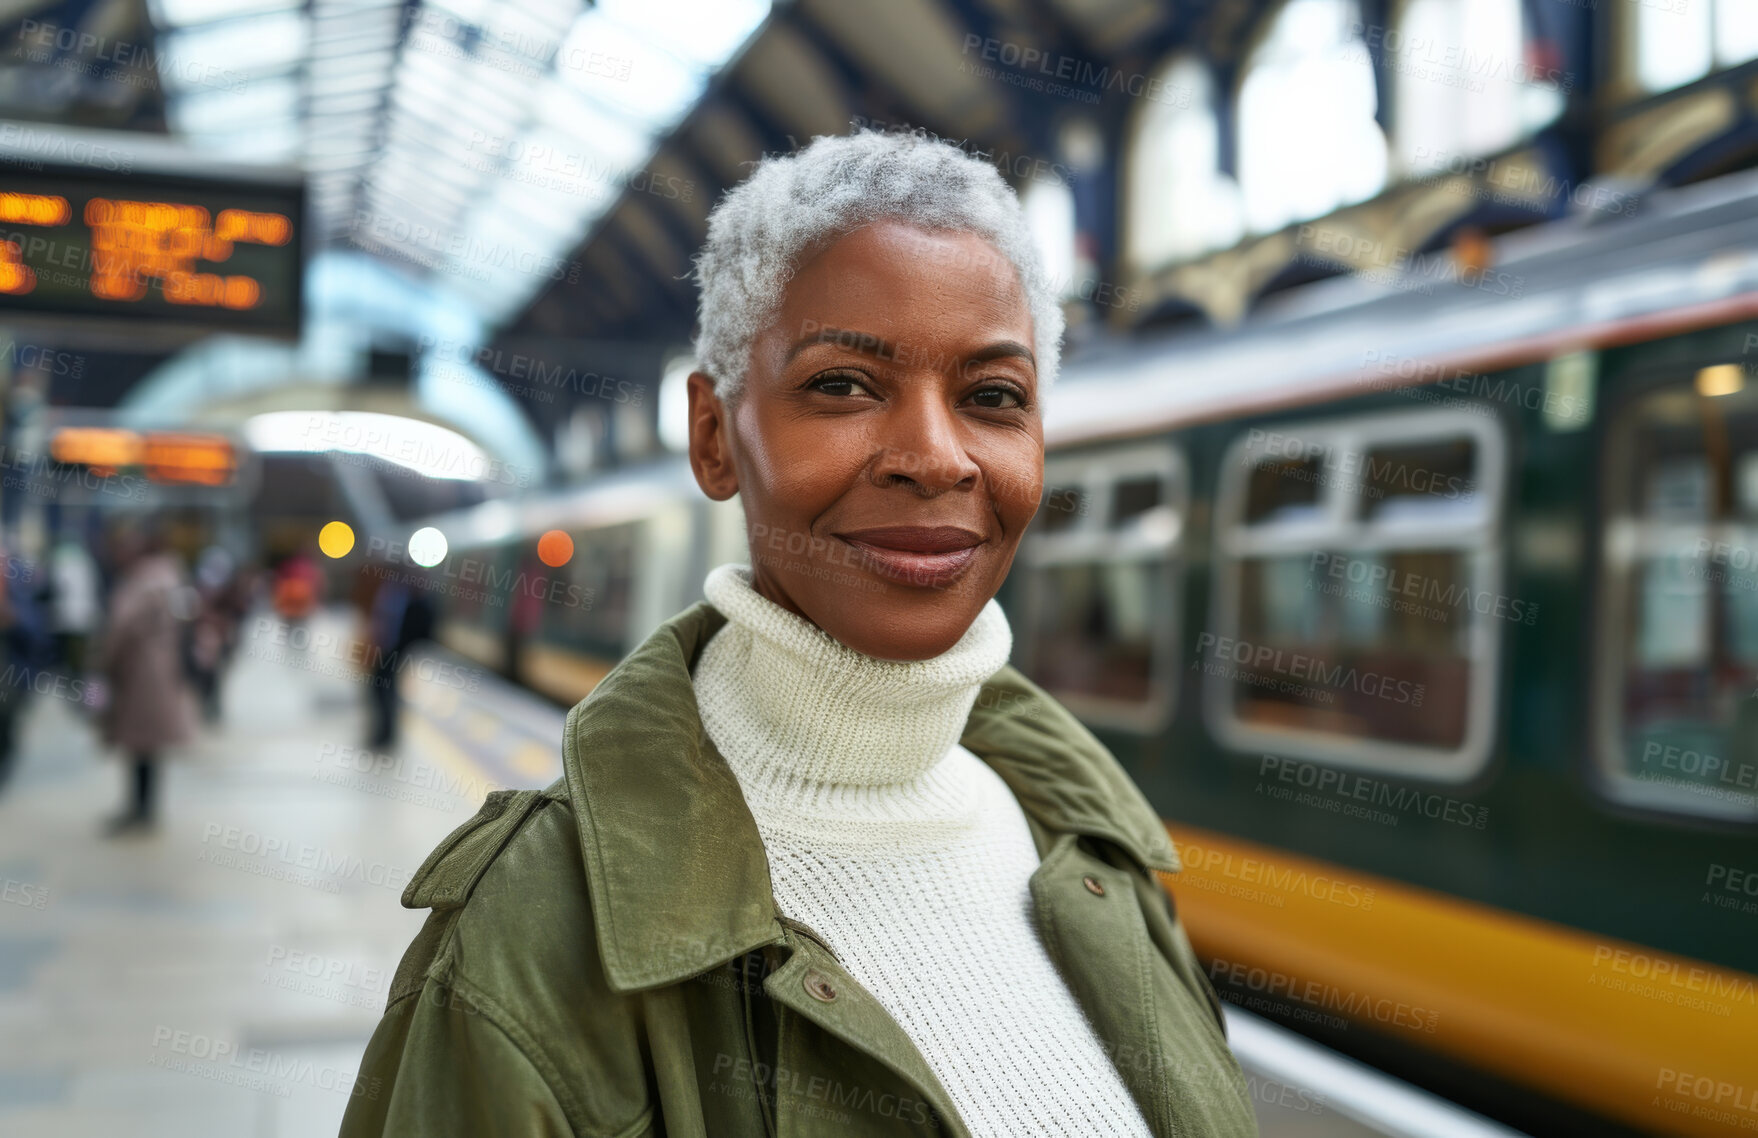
[{"left": 834, "top": 526, "right": 983, "bottom": 588}]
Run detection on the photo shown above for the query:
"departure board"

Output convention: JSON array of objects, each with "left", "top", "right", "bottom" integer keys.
[{"left": 0, "top": 168, "right": 302, "bottom": 334}]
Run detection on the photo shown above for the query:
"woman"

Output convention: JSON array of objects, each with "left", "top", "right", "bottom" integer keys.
[
  {"left": 93, "top": 519, "right": 198, "bottom": 835},
  {"left": 343, "top": 131, "right": 1256, "bottom": 1138}
]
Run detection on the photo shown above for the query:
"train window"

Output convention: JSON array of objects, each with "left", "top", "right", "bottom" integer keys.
[
  {"left": 1594, "top": 374, "right": 1758, "bottom": 821},
  {"left": 1018, "top": 445, "right": 1186, "bottom": 732},
  {"left": 1209, "top": 410, "right": 1509, "bottom": 781},
  {"left": 1245, "top": 456, "right": 1324, "bottom": 525},
  {"left": 1111, "top": 476, "right": 1163, "bottom": 526},
  {"left": 536, "top": 523, "right": 636, "bottom": 663},
  {"left": 1358, "top": 438, "right": 1481, "bottom": 522}
]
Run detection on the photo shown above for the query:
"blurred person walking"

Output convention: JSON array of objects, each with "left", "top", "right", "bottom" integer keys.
[
  {"left": 0, "top": 541, "right": 48, "bottom": 793},
  {"left": 272, "top": 549, "right": 322, "bottom": 629},
  {"left": 187, "top": 545, "right": 242, "bottom": 724},
  {"left": 363, "top": 572, "right": 435, "bottom": 751},
  {"left": 93, "top": 522, "right": 198, "bottom": 836}
]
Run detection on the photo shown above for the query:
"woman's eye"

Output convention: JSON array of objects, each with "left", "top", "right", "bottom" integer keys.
[
  {"left": 809, "top": 374, "right": 870, "bottom": 397},
  {"left": 969, "top": 385, "right": 1023, "bottom": 409}
]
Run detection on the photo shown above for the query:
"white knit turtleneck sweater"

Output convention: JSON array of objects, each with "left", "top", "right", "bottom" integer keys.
[{"left": 691, "top": 564, "right": 1155, "bottom": 1138}]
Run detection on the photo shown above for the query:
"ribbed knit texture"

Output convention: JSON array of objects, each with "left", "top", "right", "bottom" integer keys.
[{"left": 692, "top": 563, "right": 1155, "bottom": 1138}]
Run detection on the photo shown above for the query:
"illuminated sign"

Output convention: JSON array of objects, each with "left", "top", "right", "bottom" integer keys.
[
  {"left": 0, "top": 168, "right": 301, "bottom": 333},
  {"left": 51, "top": 427, "right": 239, "bottom": 486}
]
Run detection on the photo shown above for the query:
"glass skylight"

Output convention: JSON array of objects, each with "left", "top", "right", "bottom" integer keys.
[{"left": 147, "top": 0, "right": 768, "bottom": 330}]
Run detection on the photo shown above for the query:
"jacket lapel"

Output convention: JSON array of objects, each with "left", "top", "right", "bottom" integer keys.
[
  {"left": 961, "top": 665, "right": 1179, "bottom": 875},
  {"left": 563, "top": 602, "right": 783, "bottom": 992}
]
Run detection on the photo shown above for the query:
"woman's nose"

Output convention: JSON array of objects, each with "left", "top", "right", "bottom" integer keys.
[{"left": 868, "top": 394, "right": 980, "bottom": 493}]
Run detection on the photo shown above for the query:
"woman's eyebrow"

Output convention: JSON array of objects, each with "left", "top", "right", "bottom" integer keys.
[
  {"left": 785, "top": 328, "right": 1036, "bottom": 370},
  {"left": 967, "top": 341, "right": 1035, "bottom": 367},
  {"left": 784, "top": 326, "right": 900, "bottom": 363}
]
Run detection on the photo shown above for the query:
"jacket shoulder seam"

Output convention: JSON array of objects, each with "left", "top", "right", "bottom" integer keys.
[
  {"left": 442, "top": 966, "right": 643, "bottom": 1138},
  {"left": 403, "top": 790, "right": 555, "bottom": 911}
]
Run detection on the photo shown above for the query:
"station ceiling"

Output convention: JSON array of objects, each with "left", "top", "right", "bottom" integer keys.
[
  {"left": 507, "top": 0, "right": 1207, "bottom": 343},
  {"left": 2, "top": 0, "right": 1224, "bottom": 337}
]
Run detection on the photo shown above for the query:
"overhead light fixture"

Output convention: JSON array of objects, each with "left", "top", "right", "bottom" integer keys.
[{"left": 243, "top": 410, "right": 494, "bottom": 481}]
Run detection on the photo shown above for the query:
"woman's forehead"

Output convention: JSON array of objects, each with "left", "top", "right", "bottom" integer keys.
[{"left": 778, "top": 223, "right": 1031, "bottom": 325}]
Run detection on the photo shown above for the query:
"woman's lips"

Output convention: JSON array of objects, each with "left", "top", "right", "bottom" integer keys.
[{"left": 835, "top": 526, "right": 983, "bottom": 588}]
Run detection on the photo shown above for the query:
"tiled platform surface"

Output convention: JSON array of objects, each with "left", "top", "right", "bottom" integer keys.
[{"left": 0, "top": 608, "right": 555, "bottom": 1138}]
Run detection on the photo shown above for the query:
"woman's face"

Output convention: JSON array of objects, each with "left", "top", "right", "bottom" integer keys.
[{"left": 688, "top": 219, "right": 1044, "bottom": 661}]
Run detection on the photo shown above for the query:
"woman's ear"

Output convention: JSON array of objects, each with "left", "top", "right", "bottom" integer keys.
[{"left": 686, "top": 371, "right": 740, "bottom": 501}]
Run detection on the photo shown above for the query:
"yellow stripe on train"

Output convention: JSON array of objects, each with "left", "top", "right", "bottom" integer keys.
[{"left": 1162, "top": 824, "right": 1758, "bottom": 1138}]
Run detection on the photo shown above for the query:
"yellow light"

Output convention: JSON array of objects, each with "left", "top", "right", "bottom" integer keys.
[
  {"left": 318, "top": 521, "right": 355, "bottom": 559},
  {"left": 1696, "top": 364, "right": 1745, "bottom": 397}
]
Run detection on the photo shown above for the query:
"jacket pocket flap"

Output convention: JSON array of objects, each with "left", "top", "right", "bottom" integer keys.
[{"left": 402, "top": 789, "right": 546, "bottom": 911}]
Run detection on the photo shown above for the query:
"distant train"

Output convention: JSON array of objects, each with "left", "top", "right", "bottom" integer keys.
[{"left": 419, "top": 169, "right": 1758, "bottom": 1137}]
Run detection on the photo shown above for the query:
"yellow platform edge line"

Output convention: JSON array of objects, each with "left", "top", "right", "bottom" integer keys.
[{"left": 1163, "top": 823, "right": 1758, "bottom": 1138}]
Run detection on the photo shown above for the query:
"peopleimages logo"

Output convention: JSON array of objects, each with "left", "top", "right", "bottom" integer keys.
[
  {"left": 1307, "top": 553, "right": 1539, "bottom": 627},
  {"left": 1196, "top": 632, "right": 1425, "bottom": 707},
  {"left": 1258, "top": 756, "right": 1490, "bottom": 829}
]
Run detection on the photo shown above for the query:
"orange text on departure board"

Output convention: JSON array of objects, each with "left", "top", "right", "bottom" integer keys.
[
  {"left": 0, "top": 194, "right": 68, "bottom": 294},
  {"left": 82, "top": 199, "right": 292, "bottom": 310}
]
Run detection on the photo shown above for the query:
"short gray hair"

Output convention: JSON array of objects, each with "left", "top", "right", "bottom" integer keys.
[{"left": 690, "top": 129, "right": 1064, "bottom": 401}]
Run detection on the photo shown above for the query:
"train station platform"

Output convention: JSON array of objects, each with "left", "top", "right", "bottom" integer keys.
[{"left": 0, "top": 607, "right": 1519, "bottom": 1138}]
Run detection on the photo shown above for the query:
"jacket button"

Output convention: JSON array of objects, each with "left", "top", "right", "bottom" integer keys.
[
  {"left": 1082, "top": 875, "right": 1106, "bottom": 897},
  {"left": 803, "top": 969, "right": 838, "bottom": 1002}
]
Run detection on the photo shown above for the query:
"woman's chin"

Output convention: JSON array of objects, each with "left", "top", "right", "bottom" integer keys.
[{"left": 807, "top": 595, "right": 986, "bottom": 662}]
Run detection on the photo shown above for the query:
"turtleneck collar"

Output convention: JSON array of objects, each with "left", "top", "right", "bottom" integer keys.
[{"left": 693, "top": 563, "right": 1013, "bottom": 791}]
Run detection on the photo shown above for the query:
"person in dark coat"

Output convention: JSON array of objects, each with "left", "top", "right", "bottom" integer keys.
[
  {"left": 92, "top": 522, "right": 198, "bottom": 835},
  {"left": 364, "top": 570, "right": 435, "bottom": 751}
]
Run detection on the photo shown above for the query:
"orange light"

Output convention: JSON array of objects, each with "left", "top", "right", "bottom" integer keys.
[
  {"left": 214, "top": 208, "right": 293, "bottom": 246},
  {"left": 0, "top": 193, "right": 69, "bottom": 226},
  {"left": 0, "top": 240, "right": 33, "bottom": 295},
  {"left": 537, "top": 530, "right": 574, "bottom": 567},
  {"left": 50, "top": 428, "right": 144, "bottom": 468},
  {"left": 48, "top": 429, "right": 236, "bottom": 486},
  {"left": 142, "top": 433, "right": 236, "bottom": 485}
]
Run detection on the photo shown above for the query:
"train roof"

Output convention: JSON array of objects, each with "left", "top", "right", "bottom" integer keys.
[
  {"left": 1045, "top": 167, "right": 1758, "bottom": 447},
  {"left": 426, "top": 456, "right": 701, "bottom": 550}
]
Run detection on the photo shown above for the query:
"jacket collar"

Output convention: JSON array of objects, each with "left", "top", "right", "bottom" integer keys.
[{"left": 562, "top": 601, "right": 1180, "bottom": 994}]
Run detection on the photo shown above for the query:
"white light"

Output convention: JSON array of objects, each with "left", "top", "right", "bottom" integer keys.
[
  {"left": 1021, "top": 180, "right": 1077, "bottom": 299},
  {"left": 408, "top": 527, "right": 448, "bottom": 568},
  {"left": 658, "top": 354, "right": 696, "bottom": 452},
  {"left": 242, "top": 410, "right": 495, "bottom": 481}
]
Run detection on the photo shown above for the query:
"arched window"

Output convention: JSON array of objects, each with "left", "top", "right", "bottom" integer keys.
[
  {"left": 1123, "top": 56, "right": 1243, "bottom": 272},
  {"left": 1627, "top": 0, "right": 1758, "bottom": 95},
  {"left": 1237, "top": 0, "right": 1387, "bottom": 235},
  {"left": 1020, "top": 178, "right": 1077, "bottom": 297},
  {"left": 1391, "top": 0, "right": 1566, "bottom": 176}
]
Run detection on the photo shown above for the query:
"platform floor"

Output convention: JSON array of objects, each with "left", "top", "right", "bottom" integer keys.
[{"left": 0, "top": 607, "right": 1425, "bottom": 1138}]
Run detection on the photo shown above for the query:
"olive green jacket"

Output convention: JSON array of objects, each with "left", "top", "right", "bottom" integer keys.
[{"left": 339, "top": 602, "right": 1257, "bottom": 1138}]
